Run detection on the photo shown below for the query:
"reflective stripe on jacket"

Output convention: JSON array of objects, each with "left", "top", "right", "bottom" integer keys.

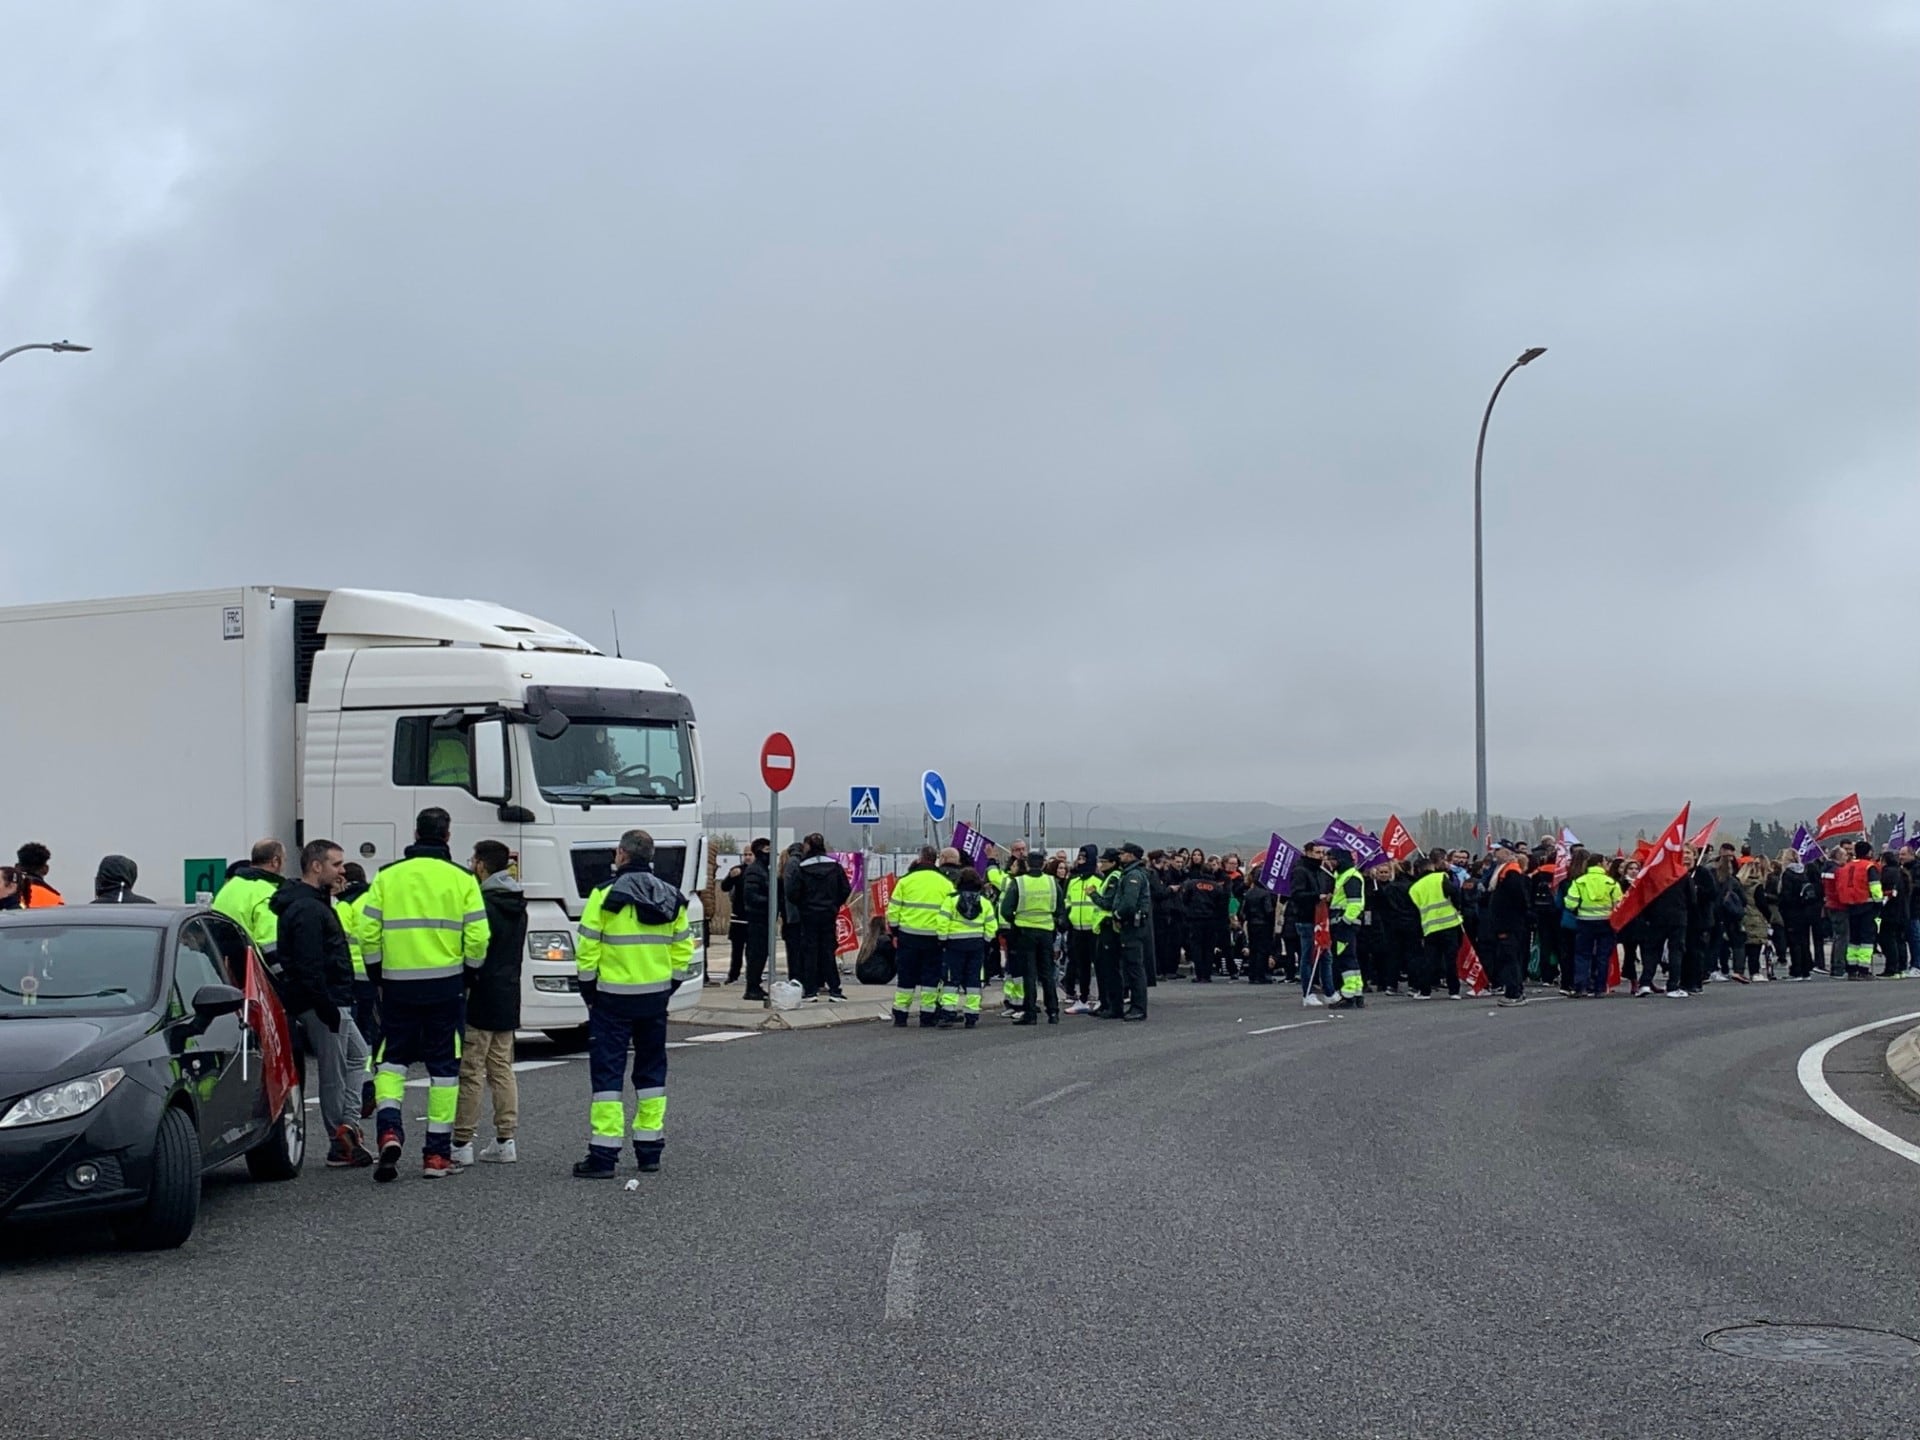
[
  {"left": 363, "top": 855, "right": 488, "bottom": 982},
  {"left": 1408, "top": 872, "right": 1462, "bottom": 936}
]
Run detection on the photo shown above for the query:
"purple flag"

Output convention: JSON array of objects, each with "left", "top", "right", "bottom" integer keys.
[
  {"left": 1256, "top": 834, "right": 1300, "bottom": 895},
  {"left": 831, "top": 851, "right": 866, "bottom": 894},
  {"left": 1891, "top": 814, "right": 1908, "bottom": 851},
  {"left": 1317, "top": 818, "right": 1384, "bottom": 868},
  {"left": 1791, "top": 824, "right": 1823, "bottom": 866},
  {"left": 950, "top": 821, "right": 991, "bottom": 872}
]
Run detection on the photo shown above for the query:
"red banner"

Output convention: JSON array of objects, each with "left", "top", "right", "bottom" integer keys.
[
  {"left": 1312, "top": 900, "right": 1330, "bottom": 958},
  {"left": 1457, "top": 933, "right": 1491, "bottom": 996},
  {"left": 1686, "top": 816, "right": 1720, "bottom": 851},
  {"left": 868, "top": 873, "right": 896, "bottom": 919},
  {"left": 1381, "top": 814, "right": 1418, "bottom": 862},
  {"left": 1816, "top": 793, "right": 1864, "bottom": 841},
  {"left": 243, "top": 947, "right": 297, "bottom": 1122},
  {"left": 834, "top": 905, "right": 859, "bottom": 957},
  {"left": 1613, "top": 803, "right": 1691, "bottom": 932}
]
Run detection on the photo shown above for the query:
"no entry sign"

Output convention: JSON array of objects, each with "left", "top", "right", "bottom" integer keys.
[{"left": 759, "top": 732, "right": 795, "bottom": 793}]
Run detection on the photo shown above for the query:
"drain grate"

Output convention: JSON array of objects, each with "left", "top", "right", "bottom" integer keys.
[{"left": 1705, "top": 1323, "right": 1920, "bottom": 1368}]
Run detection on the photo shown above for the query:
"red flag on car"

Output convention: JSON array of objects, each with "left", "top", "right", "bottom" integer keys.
[
  {"left": 243, "top": 947, "right": 297, "bottom": 1121},
  {"left": 1612, "top": 804, "right": 1691, "bottom": 932},
  {"left": 1815, "top": 793, "right": 1865, "bottom": 841}
]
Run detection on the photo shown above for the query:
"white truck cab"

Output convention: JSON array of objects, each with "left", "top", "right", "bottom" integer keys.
[{"left": 298, "top": 590, "right": 707, "bottom": 1034}]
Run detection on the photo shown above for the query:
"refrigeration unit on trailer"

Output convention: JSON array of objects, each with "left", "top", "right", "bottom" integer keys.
[{"left": 0, "top": 586, "right": 709, "bottom": 1032}]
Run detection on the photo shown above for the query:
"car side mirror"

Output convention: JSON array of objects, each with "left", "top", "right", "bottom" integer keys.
[
  {"left": 471, "top": 717, "right": 510, "bottom": 804},
  {"left": 191, "top": 984, "right": 246, "bottom": 1020}
]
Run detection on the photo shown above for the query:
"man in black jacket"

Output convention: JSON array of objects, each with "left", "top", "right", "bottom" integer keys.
[
  {"left": 1285, "top": 843, "right": 1333, "bottom": 996},
  {"left": 90, "top": 855, "right": 153, "bottom": 904},
  {"left": 269, "top": 838, "right": 372, "bottom": 1168},
  {"left": 1241, "top": 873, "right": 1278, "bottom": 983},
  {"left": 453, "top": 840, "right": 528, "bottom": 1166},
  {"left": 735, "top": 840, "right": 774, "bottom": 1001},
  {"left": 1485, "top": 845, "right": 1533, "bottom": 1004},
  {"left": 788, "top": 834, "right": 851, "bottom": 1000}
]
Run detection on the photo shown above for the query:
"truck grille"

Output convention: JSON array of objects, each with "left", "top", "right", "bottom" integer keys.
[{"left": 570, "top": 843, "right": 687, "bottom": 899}]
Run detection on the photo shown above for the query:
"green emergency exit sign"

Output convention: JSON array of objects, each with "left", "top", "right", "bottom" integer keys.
[{"left": 183, "top": 858, "right": 228, "bottom": 903}]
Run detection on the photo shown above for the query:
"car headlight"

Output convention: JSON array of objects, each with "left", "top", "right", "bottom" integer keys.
[
  {"left": 528, "top": 931, "right": 575, "bottom": 963},
  {"left": 0, "top": 1067, "right": 125, "bottom": 1129}
]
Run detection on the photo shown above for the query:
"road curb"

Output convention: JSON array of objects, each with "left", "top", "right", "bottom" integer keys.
[
  {"left": 674, "top": 1001, "right": 891, "bottom": 1031},
  {"left": 1885, "top": 1024, "right": 1920, "bottom": 1103}
]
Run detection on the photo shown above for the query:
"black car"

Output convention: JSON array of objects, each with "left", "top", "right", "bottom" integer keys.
[{"left": 0, "top": 907, "right": 305, "bottom": 1249}]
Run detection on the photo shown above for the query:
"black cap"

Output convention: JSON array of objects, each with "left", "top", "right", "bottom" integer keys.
[
  {"left": 1100, "top": 847, "right": 1122, "bottom": 862},
  {"left": 1119, "top": 840, "right": 1144, "bottom": 859}
]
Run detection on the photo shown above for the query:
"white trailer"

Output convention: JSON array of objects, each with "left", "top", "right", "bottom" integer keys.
[{"left": 0, "top": 586, "right": 708, "bottom": 1033}]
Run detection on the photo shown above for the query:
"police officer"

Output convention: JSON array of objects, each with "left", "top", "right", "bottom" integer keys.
[
  {"left": 362, "top": 807, "right": 489, "bottom": 1182},
  {"left": 1095, "top": 842, "right": 1152, "bottom": 1020},
  {"left": 887, "top": 846, "right": 954, "bottom": 1028},
  {"left": 1001, "top": 849, "right": 1065, "bottom": 1026},
  {"left": 573, "top": 829, "right": 693, "bottom": 1177},
  {"left": 1089, "top": 849, "right": 1124, "bottom": 1016},
  {"left": 1327, "top": 848, "right": 1367, "bottom": 1009},
  {"left": 212, "top": 839, "right": 287, "bottom": 965}
]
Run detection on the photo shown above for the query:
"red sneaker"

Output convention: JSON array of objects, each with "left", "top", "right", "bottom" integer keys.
[
  {"left": 421, "top": 1153, "right": 458, "bottom": 1180},
  {"left": 373, "top": 1130, "right": 403, "bottom": 1184}
]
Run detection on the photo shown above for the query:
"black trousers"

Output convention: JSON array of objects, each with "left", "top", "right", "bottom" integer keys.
[
  {"left": 1412, "top": 930, "right": 1462, "bottom": 996},
  {"left": 726, "top": 920, "right": 748, "bottom": 982},
  {"left": 1014, "top": 926, "right": 1059, "bottom": 1018},
  {"left": 1637, "top": 921, "right": 1685, "bottom": 989},
  {"left": 1490, "top": 931, "right": 1527, "bottom": 1000},
  {"left": 1065, "top": 928, "right": 1096, "bottom": 1001},
  {"left": 796, "top": 916, "right": 842, "bottom": 996},
  {"left": 1093, "top": 930, "right": 1123, "bottom": 1015},
  {"left": 1247, "top": 927, "right": 1274, "bottom": 983},
  {"left": 1118, "top": 930, "right": 1149, "bottom": 1015},
  {"left": 1154, "top": 920, "right": 1177, "bottom": 975},
  {"left": 1881, "top": 918, "right": 1909, "bottom": 976},
  {"left": 1781, "top": 919, "right": 1814, "bottom": 978},
  {"left": 1187, "top": 920, "right": 1215, "bottom": 981},
  {"left": 743, "top": 922, "right": 771, "bottom": 995}
]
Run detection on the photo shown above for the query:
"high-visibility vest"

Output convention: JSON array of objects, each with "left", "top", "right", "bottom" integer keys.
[
  {"left": 1009, "top": 874, "right": 1059, "bottom": 931},
  {"left": 941, "top": 888, "right": 997, "bottom": 941},
  {"left": 363, "top": 855, "right": 488, "bottom": 983},
  {"left": 18, "top": 879, "right": 63, "bottom": 909},
  {"left": 1408, "top": 872, "right": 1461, "bottom": 936},
  {"left": 1330, "top": 867, "right": 1365, "bottom": 924},
  {"left": 1564, "top": 870, "right": 1622, "bottom": 922},
  {"left": 577, "top": 881, "right": 693, "bottom": 996},
  {"left": 888, "top": 867, "right": 955, "bottom": 938},
  {"left": 335, "top": 895, "right": 368, "bottom": 978},
  {"left": 1065, "top": 873, "right": 1101, "bottom": 931},
  {"left": 212, "top": 873, "right": 280, "bottom": 953}
]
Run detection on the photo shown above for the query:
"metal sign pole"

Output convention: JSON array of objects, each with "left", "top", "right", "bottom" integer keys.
[{"left": 765, "top": 788, "right": 779, "bottom": 1009}]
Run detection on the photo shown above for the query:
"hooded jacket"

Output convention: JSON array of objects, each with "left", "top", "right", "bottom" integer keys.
[
  {"left": 790, "top": 852, "right": 852, "bottom": 921},
  {"left": 268, "top": 879, "right": 354, "bottom": 1018},
  {"left": 91, "top": 855, "right": 153, "bottom": 905},
  {"left": 465, "top": 871, "right": 529, "bottom": 1032}
]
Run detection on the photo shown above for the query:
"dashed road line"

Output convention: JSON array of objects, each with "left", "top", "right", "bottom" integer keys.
[
  {"left": 1247, "top": 1019, "right": 1334, "bottom": 1036},
  {"left": 884, "top": 1231, "right": 924, "bottom": 1320},
  {"left": 1023, "top": 1080, "right": 1091, "bottom": 1110}
]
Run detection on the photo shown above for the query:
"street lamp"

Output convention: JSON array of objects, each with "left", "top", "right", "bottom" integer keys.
[
  {"left": 0, "top": 340, "right": 91, "bottom": 365},
  {"left": 1474, "top": 346, "right": 1547, "bottom": 847}
]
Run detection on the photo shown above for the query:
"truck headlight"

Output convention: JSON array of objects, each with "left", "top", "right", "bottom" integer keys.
[
  {"left": 0, "top": 1067, "right": 125, "bottom": 1129},
  {"left": 528, "top": 931, "right": 575, "bottom": 963},
  {"left": 532, "top": 975, "right": 581, "bottom": 993}
]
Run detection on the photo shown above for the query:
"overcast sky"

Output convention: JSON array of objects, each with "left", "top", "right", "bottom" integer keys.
[{"left": 2, "top": 2, "right": 1914, "bottom": 818}]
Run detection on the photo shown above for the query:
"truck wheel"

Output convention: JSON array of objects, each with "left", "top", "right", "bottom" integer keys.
[
  {"left": 542, "top": 1026, "right": 590, "bottom": 1052},
  {"left": 120, "top": 1107, "right": 201, "bottom": 1251},
  {"left": 245, "top": 1082, "right": 306, "bottom": 1181}
]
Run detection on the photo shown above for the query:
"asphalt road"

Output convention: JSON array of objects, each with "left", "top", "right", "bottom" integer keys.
[{"left": 8, "top": 979, "right": 1920, "bottom": 1440}]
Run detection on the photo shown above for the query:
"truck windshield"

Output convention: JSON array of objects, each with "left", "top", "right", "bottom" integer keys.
[{"left": 531, "top": 720, "right": 697, "bottom": 805}]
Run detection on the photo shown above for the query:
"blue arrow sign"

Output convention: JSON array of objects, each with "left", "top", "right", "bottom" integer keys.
[
  {"left": 849, "top": 786, "right": 881, "bottom": 824},
  {"left": 921, "top": 770, "right": 949, "bottom": 823}
]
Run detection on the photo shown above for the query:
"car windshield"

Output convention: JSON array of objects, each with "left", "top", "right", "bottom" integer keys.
[
  {"left": 0, "top": 925, "right": 164, "bottom": 1017},
  {"left": 531, "top": 719, "right": 697, "bottom": 805}
]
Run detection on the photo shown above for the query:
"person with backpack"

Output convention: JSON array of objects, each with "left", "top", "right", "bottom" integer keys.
[
  {"left": 939, "top": 867, "right": 995, "bottom": 1028},
  {"left": 1734, "top": 858, "right": 1772, "bottom": 981},
  {"left": 1774, "top": 848, "right": 1824, "bottom": 980},
  {"left": 1835, "top": 840, "right": 1883, "bottom": 980}
]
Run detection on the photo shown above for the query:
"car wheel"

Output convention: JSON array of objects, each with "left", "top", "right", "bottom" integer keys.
[
  {"left": 542, "top": 1026, "right": 590, "bottom": 1052},
  {"left": 120, "top": 1107, "right": 201, "bottom": 1251},
  {"left": 245, "top": 1083, "right": 306, "bottom": 1181}
]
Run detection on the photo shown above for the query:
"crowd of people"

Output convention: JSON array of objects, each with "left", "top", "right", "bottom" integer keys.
[{"left": 711, "top": 831, "right": 1920, "bottom": 1020}]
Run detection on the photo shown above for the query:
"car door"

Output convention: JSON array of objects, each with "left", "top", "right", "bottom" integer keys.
[{"left": 169, "top": 918, "right": 252, "bottom": 1161}]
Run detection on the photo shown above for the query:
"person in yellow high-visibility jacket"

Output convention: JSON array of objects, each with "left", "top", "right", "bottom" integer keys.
[
  {"left": 1564, "top": 854, "right": 1623, "bottom": 997},
  {"left": 887, "top": 847, "right": 954, "bottom": 1028}
]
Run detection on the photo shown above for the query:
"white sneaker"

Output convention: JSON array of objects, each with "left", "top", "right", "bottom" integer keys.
[
  {"left": 1302, "top": 994, "right": 1324, "bottom": 1008},
  {"left": 450, "top": 1142, "right": 476, "bottom": 1167},
  {"left": 1667, "top": 988, "right": 1690, "bottom": 999},
  {"left": 1631, "top": 986, "right": 1648, "bottom": 997},
  {"left": 478, "top": 1138, "right": 517, "bottom": 1164},
  {"left": 1752, "top": 973, "right": 1770, "bottom": 984}
]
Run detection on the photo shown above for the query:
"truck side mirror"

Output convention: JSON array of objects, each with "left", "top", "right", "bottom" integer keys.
[
  {"left": 535, "top": 710, "right": 570, "bottom": 740},
  {"left": 471, "top": 718, "right": 510, "bottom": 803}
]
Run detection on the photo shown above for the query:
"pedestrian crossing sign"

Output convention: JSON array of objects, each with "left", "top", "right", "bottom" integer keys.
[{"left": 849, "top": 786, "right": 881, "bottom": 824}]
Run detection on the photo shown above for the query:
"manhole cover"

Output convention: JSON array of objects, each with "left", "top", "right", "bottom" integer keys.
[{"left": 1704, "top": 1324, "right": 1920, "bottom": 1368}]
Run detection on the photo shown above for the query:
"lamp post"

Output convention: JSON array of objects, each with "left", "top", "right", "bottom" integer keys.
[
  {"left": 1474, "top": 346, "right": 1547, "bottom": 846},
  {"left": 0, "top": 340, "right": 90, "bottom": 366}
]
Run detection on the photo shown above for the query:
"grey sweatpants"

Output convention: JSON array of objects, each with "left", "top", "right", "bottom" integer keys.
[{"left": 297, "top": 1008, "right": 371, "bottom": 1134}]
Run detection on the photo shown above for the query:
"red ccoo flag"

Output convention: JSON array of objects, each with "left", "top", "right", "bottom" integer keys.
[
  {"left": 1612, "top": 804, "right": 1691, "bottom": 932},
  {"left": 1816, "top": 793, "right": 1865, "bottom": 841},
  {"left": 242, "top": 946, "right": 298, "bottom": 1121},
  {"left": 1381, "top": 814, "right": 1418, "bottom": 862},
  {"left": 1686, "top": 817, "right": 1720, "bottom": 851}
]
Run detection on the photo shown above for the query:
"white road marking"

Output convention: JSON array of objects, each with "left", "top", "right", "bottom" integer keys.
[
  {"left": 884, "top": 1231, "right": 924, "bottom": 1321},
  {"left": 1023, "top": 1080, "right": 1091, "bottom": 1110},
  {"left": 1795, "top": 1009, "right": 1920, "bottom": 1170},
  {"left": 683, "top": 1029, "right": 761, "bottom": 1043},
  {"left": 1247, "top": 1019, "right": 1334, "bottom": 1036}
]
